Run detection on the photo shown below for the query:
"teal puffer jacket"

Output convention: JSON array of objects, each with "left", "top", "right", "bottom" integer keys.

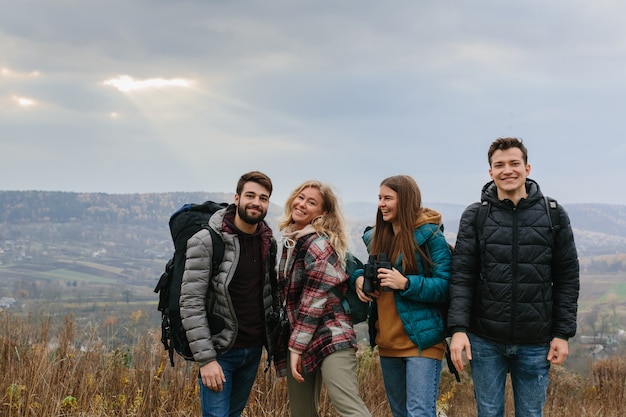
[{"left": 361, "top": 223, "right": 452, "bottom": 351}]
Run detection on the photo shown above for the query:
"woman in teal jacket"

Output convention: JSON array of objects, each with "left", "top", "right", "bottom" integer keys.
[{"left": 355, "top": 175, "right": 451, "bottom": 417}]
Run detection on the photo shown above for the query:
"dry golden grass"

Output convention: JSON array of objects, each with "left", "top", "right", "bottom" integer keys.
[{"left": 1, "top": 311, "right": 625, "bottom": 416}]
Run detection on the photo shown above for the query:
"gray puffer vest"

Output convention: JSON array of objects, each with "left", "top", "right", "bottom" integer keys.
[{"left": 179, "top": 206, "right": 277, "bottom": 365}]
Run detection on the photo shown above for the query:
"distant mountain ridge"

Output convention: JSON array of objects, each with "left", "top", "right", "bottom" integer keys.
[
  {"left": 344, "top": 201, "right": 626, "bottom": 257},
  {"left": 0, "top": 191, "right": 625, "bottom": 258},
  {"left": 0, "top": 191, "right": 234, "bottom": 225},
  {"left": 345, "top": 200, "right": 626, "bottom": 234}
]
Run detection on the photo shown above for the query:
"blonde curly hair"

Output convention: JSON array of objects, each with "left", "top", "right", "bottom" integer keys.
[{"left": 278, "top": 180, "right": 349, "bottom": 266}]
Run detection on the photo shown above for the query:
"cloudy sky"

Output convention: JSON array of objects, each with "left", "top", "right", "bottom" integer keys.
[{"left": 2, "top": 0, "right": 625, "bottom": 207}]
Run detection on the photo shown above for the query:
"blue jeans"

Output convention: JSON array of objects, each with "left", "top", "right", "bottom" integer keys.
[
  {"left": 379, "top": 356, "right": 442, "bottom": 417},
  {"left": 199, "top": 346, "right": 262, "bottom": 417},
  {"left": 468, "top": 333, "right": 551, "bottom": 417}
]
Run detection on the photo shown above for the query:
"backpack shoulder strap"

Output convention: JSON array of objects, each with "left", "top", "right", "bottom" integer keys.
[
  {"left": 207, "top": 227, "right": 225, "bottom": 274},
  {"left": 418, "top": 240, "right": 433, "bottom": 278},
  {"left": 544, "top": 196, "right": 560, "bottom": 240},
  {"left": 475, "top": 200, "right": 490, "bottom": 237},
  {"left": 474, "top": 201, "right": 490, "bottom": 277}
]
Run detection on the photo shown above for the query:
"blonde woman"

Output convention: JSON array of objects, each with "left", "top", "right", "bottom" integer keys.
[{"left": 273, "top": 180, "right": 370, "bottom": 417}]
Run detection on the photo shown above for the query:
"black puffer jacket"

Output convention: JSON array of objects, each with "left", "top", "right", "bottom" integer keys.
[{"left": 448, "top": 179, "right": 579, "bottom": 344}]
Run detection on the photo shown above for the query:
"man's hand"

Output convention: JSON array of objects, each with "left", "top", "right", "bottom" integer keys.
[
  {"left": 547, "top": 337, "right": 569, "bottom": 365},
  {"left": 449, "top": 332, "right": 472, "bottom": 372},
  {"left": 200, "top": 361, "right": 226, "bottom": 391}
]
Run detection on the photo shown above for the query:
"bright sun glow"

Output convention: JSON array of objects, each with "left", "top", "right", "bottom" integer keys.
[
  {"left": 1, "top": 67, "right": 40, "bottom": 78},
  {"left": 102, "top": 75, "right": 194, "bottom": 92},
  {"left": 12, "top": 96, "right": 36, "bottom": 107}
]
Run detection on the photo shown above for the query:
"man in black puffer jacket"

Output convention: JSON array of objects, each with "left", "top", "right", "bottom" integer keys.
[{"left": 448, "top": 138, "right": 579, "bottom": 417}]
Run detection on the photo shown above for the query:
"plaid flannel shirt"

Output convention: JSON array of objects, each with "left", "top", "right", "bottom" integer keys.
[{"left": 275, "top": 232, "right": 357, "bottom": 376}]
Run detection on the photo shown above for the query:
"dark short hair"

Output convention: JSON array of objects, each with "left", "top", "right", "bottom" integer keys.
[
  {"left": 236, "top": 171, "right": 273, "bottom": 196},
  {"left": 488, "top": 137, "right": 528, "bottom": 166}
]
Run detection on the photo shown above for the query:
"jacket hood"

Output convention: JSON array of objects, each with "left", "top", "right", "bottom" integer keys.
[
  {"left": 282, "top": 223, "right": 317, "bottom": 244},
  {"left": 481, "top": 178, "right": 544, "bottom": 208},
  {"left": 414, "top": 207, "right": 442, "bottom": 229}
]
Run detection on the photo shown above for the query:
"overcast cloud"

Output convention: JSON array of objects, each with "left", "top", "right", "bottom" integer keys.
[{"left": 2, "top": 0, "right": 626, "bottom": 207}]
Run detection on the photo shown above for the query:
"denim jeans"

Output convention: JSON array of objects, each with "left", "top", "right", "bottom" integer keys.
[
  {"left": 199, "top": 346, "right": 262, "bottom": 417},
  {"left": 468, "top": 333, "right": 551, "bottom": 417},
  {"left": 379, "top": 356, "right": 442, "bottom": 417}
]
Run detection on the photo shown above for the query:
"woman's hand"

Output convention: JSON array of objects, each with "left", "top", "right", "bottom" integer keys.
[
  {"left": 377, "top": 267, "right": 409, "bottom": 291},
  {"left": 290, "top": 351, "right": 305, "bottom": 383},
  {"left": 355, "top": 275, "right": 377, "bottom": 302}
]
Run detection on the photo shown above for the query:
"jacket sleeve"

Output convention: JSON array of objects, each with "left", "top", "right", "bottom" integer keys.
[
  {"left": 180, "top": 230, "right": 217, "bottom": 365},
  {"left": 550, "top": 205, "right": 580, "bottom": 340},
  {"left": 447, "top": 203, "right": 482, "bottom": 333},
  {"left": 402, "top": 229, "right": 451, "bottom": 304}
]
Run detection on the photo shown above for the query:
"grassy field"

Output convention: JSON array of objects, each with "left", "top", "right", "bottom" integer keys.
[
  {"left": 1, "top": 254, "right": 626, "bottom": 416},
  {"left": 1, "top": 311, "right": 625, "bottom": 417}
]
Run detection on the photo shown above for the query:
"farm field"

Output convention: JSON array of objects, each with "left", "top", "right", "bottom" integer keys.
[
  {"left": 578, "top": 272, "right": 626, "bottom": 321},
  {"left": 2, "top": 255, "right": 626, "bottom": 377}
]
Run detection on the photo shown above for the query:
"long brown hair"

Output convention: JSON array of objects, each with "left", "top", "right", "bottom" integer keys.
[{"left": 371, "top": 175, "right": 422, "bottom": 274}]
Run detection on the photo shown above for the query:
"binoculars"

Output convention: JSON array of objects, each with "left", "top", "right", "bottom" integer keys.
[{"left": 362, "top": 253, "right": 392, "bottom": 293}]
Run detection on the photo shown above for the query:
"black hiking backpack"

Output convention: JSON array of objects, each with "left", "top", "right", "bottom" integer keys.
[
  {"left": 330, "top": 253, "right": 369, "bottom": 324},
  {"left": 154, "top": 201, "right": 228, "bottom": 366}
]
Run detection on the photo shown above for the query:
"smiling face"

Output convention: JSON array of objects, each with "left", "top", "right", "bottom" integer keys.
[
  {"left": 378, "top": 185, "right": 398, "bottom": 226},
  {"left": 290, "top": 186, "right": 326, "bottom": 230},
  {"left": 233, "top": 181, "right": 270, "bottom": 232},
  {"left": 489, "top": 147, "right": 531, "bottom": 204}
]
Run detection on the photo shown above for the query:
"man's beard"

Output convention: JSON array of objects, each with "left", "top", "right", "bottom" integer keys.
[{"left": 237, "top": 203, "right": 267, "bottom": 225}]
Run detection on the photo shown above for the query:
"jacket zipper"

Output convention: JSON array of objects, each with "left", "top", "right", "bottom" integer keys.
[{"left": 510, "top": 207, "right": 518, "bottom": 342}]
